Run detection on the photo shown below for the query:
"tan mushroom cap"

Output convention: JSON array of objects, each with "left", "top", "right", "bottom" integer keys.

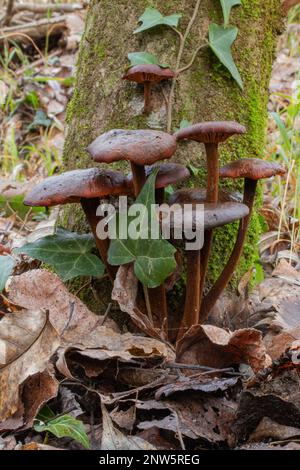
[
  {"left": 24, "top": 168, "right": 129, "bottom": 207},
  {"left": 127, "top": 163, "right": 190, "bottom": 190},
  {"left": 219, "top": 158, "right": 286, "bottom": 180},
  {"left": 174, "top": 121, "right": 246, "bottom": 144},
  {"left": 87, "top": 129, "right": 177, "bottom": 166},
  {"left": 161, "top": 201, "right": 249, "bottom": 232},
  {"left": 169, "top": 188, "right": 242, "bottom": 205},
  {"left": 122, "top": 64, "right": 175, "bottom": 84}
]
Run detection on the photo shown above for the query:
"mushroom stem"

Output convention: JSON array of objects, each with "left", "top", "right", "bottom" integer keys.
[
  {"left": 200, "top": 178, "right": 256, "bottom": 320},
  {"left": 81, "top": 198, "right": 117, "bottom": 282},
  {"left": 130, "top": 162, "right": 146, "bottom": 196},
  {"left": 177, "top": 249, "right": 201, "bottom": 341},
  {"left": 143, "top": 82, "right": 152, "bottom": 114},
  {"left": 199, "top": 142, "right": 219, "bottom": 308}
]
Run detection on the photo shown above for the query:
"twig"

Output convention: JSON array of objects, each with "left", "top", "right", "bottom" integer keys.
[
  {"left": 143, "top": 284, "right": 154, "bottom": 325},
  {"left": 166, "top": 362, "right": 241, "bottom": 376},
  {"left": 167, "top": 0, "right": 203, "bottom": 132},
  {"left": 100, "top": 302, "right": 112, "bottom": 326},
  {"left": 13, "top": 3, "right": 84, "bottom": 14},
  {"left": 2, "top": 0, "right": 15, "bottom": 27}
]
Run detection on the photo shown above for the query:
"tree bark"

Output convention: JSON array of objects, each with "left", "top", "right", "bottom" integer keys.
[{"left": 62, "top": 0, "right": 285, "bottom": 309}]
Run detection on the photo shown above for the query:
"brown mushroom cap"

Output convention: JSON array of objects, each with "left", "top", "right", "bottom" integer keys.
[
  {"left": 169, "top": 188, "right": 242, "bottom": 205},
  {"left": 87, "top": 129, "right": 177, "bottom": 166},
  {"left": 127, "top": 163, "right": 190, "bottom": 190},
  {"left": 161, "top": 201, "right": 249, "bottom": 232},
  {"left": 24, "top": 168, "right": 129, "bottom": 207},
  {"left": 122, "top": 64, "right": 175, "bottom": 84},
  {"left": 219, "top": 158, "right": 286, "bottom": 180},
  {"left": 174, "top": 121, "right": 246, "bottom": 144}
]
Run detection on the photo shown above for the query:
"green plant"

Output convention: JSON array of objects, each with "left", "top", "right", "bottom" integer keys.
[
  {"left": 34, "top": 406, "right": 90, "bottom": 449},
  {"left": 126, "top": 1, "right": 244, "bottom": 131}
]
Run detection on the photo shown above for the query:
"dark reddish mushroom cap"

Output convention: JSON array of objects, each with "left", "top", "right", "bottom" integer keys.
[
  {"left": 87, "top": 129, "right": 177, "bottom": 166},
  {"left": 24, "top": 167, "right": 129, "bottom": 207},
  {"left": 219, "top": 158, "right": 286, "bottom": 181},
  {"left": 169, "top": 188, "right": 242, "bottom": 205},
  {"left": 122, "top": 64, "right": 175, "bottom": 84},
  {"left": 174, "top": 121, "right": 246, "bottom": 144},
  {"left": 161, "top": 201, "right": 249, "bottom": 232},
  {"left": 127, "top": 163, "right": 190, "bottom": 190}
]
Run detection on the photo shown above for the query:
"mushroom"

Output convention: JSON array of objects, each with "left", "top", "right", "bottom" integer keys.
[
  {"left": 122, "top": 64, "right": 175, "bottom": 114},
  {"left": 127, "top": 163, "right": 191, "bottom": 204},
  {"left": 174, "top": 121, "right": 246, "bottom": 305},
  {"left": 200, "top": 158, "right": 286, "bottom": 319},
  {"left": 88, "top": 129, "right": 177, "bottom": 330},
  {"left": 87, "top": 129, "right": 177, "bottom": 196},
  {"left": 24, "top": 167, "right": 130, "bottom": 281},
  {"left": 162, "top": 200, "right": 249, "bottom": 340}
]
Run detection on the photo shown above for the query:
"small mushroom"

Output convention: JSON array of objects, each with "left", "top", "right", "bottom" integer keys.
[
  {"left": 200, "top": 158, "right": 286, "bottom": 319},
  {"left": 161, "top": 200, "right": 249, "bottom": 340},
  {"left": 127, "top": 163, "right": 190, "bottom": 204},
  {"left": 174, "top": 121, "right": 246, "bottom": 306},
  {"left": 122, "top": 64, "right": 175, "bottom": 114},
  {"left": 24, "top": 167, "right": 130, "bottom": 281},
  {"left": 87, "top": 129, "right": 177, "bottom": 196}
]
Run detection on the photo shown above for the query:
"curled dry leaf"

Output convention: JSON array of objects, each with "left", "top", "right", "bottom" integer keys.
[
  {"left": 56, "top": 328, "right": 174, "bottom": 379},
  {"left": 101, "top": 402, "right": 156, "bottom": 450},
  {"left": 7, "top": 269, "right": 119, "bottom": 342},
  {"left": 112, "top": 265, "right": 163, "bottom": 340},
  {"left": 0, "top": 309, "right": 60, "bottom": 425},
  {"left": 176, "top": 324, "right": 271, "bottom": 372}
]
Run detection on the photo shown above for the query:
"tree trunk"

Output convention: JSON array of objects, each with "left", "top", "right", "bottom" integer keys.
[{"left": 62, "top": 0, "right": 284, "bottom": 310}]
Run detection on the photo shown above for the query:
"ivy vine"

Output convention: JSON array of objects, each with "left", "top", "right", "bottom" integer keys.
[{"left": 127, "top": 0, "right": 243, "bottom": 131}]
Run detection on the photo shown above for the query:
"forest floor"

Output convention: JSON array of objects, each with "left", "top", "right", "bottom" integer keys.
[{"left": 0, "top": 2, "right": 300, "bottom": 451}]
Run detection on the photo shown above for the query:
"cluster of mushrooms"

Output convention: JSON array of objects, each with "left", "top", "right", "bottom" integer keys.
[{"left": 24, "top": 119, "right": 285, "bottom": 342}]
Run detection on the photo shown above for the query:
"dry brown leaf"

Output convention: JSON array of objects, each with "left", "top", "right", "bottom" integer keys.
[
  {"left": 101, "top": 402, "right": 156, "bottom": 450},
  {"left": 0, "top": 309, "right": 60, "bottom": 424},
  {"left": 7, "top": 269, "right": 119, "bottom": 342},
  {"left": 112, "top": 265, "right": 164, "bottom": 340},
  {"left": 176, "top": 324, "right": 271, "bottom": 372},
  {"left": 155, "top": 376, "right": 239, "bottom": 399},
  {"left": 20, "top": 442, "right": 64, "bottom": 450},
  {"left": 137, "top": 397, "right": 237, "bottom": 445}
]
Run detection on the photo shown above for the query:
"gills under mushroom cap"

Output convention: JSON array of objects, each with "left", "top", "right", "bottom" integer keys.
[
  {"left": 122, "top": 64, "right": 175, "bottom": 84},
  {"left": 219, "top": 158, "right": 286, "bottom": 181},
  {"left": 87, "top": 129, "right": 177, "bottom": 166},
  {"left": 174, "top": 121, "right": 246, "bottom": 144},
  {"left": 24, "top": 168, "right": 129, "bottom": 207}
]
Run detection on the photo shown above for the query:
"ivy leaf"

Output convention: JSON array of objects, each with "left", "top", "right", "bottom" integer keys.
[
  {"left": 0, "top": 256, "right": 15, "bottom": 292},
  {"left": 220, "top": 0, "right": 242, "bottom": 26},
  {"left": 127, "top": 52, "right": 168, "bottom": 68},
  {"left": 208, "top": 23, "right": 243, "bottom": 90},
  {"left": 108, "top": 171, "right": 176, "bottom": 288},
  {"left": 134, "top": 7, "right": 181, "bottom": 34},
  {"left": 34, "top": 414, "right": 90, "bottom": 449},
  {"left": 15, "top": 229, "right": 105, "bottom": 281}
]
